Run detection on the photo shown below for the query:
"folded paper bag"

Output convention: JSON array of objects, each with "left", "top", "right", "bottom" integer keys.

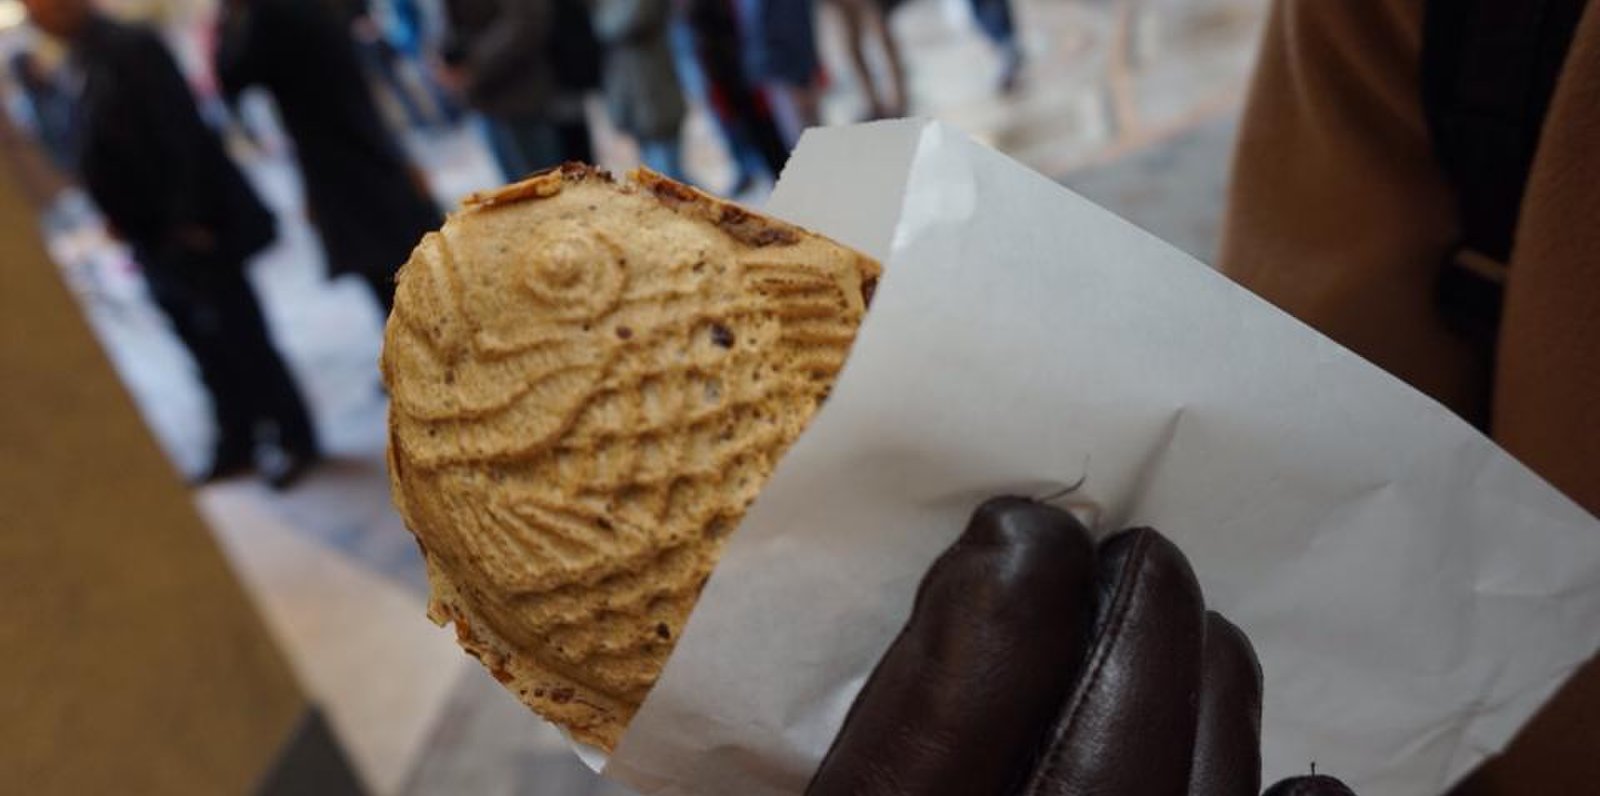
[{"left": 595, "top": 120, "right": 1600, "bottom": 796}]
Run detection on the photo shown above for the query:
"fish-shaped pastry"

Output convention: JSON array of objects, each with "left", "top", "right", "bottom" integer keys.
[{"left": 383, "top": 164, "right": 879, "bottom": 749}]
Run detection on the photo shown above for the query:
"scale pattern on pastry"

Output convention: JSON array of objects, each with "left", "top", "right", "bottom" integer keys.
[{"left": 383, "top": 164, "right": 879, "bottom": 750}]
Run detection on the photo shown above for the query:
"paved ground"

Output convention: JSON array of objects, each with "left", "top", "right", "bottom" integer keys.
[{"left": 39, "top": 0, "right": 1266, "bottom": 792}]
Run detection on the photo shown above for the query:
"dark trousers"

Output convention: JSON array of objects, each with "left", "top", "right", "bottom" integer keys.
[
  {"left": 971, "top": 0, "right": 1016, "bottom": 45},
  {"left": 484, "top": 114, "right": 596, "bottom": 182},
  {"left": 555, "top": 119, "right": 595, "bottom": 165},
  {"left": 360, "top": 269, "right": 396, "bottom": 317},
  {"left": 147, "top": 263, "right": 317, "bottom": 459},
  {"left": 483, "top": 115, "right": 559, "bottom": 181},
  {"left": 711, "top": 79, "right": 790, "bottom": 179}
]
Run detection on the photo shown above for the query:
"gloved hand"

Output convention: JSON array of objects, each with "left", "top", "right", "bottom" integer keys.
[{"left": 807, "top": 497, "right": 1355, "bottom": 796}]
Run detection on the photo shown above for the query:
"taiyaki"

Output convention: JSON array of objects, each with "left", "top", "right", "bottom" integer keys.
[{"left": 382, "top": 164, "right": 879, "bottom": 749}]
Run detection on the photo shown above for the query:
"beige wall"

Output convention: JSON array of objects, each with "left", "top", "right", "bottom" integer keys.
[{"left": 0, "top": 124, "right": 307, "bottom": 792}]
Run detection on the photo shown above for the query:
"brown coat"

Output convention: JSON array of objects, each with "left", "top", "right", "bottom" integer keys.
[{"left": 1221, "top": 0, "right": 1600, "bottom": 790}]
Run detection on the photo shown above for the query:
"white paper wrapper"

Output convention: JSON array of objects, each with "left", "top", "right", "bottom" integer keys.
[{"left": 601, "top": 120, "right": 1600, "bottom": 795}]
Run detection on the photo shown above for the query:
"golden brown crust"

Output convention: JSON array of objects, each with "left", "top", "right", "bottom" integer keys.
[
  {"left": 383, "top": 166, "right": 878, "bottom": 749},
  {"left": 462, "top": 162, "right": 611, "bottom": 210}
]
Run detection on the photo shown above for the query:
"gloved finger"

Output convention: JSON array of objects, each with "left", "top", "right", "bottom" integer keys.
[
  {"left": 1022, "top": 527, "right": 1208, "bottom": 796},
  {"left": 1188, "top": 612, "right": 1263, "bottom": 796},
  {"left": 807, "top": 497, "right": 1097, "bottom": 796},
  {"left": 1262, "top": 774, "right": 1358, "bottom": 795}
]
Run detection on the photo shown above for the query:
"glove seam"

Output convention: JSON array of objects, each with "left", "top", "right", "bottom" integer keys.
[{"left": 1021, "top": 529, "right": 1155, "bottom": 794}]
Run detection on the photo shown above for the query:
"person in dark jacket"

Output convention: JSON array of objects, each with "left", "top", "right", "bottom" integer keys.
[
  {"left": 22, "top": 0, "right": 319, "bottom": 488},
  {"left": 744, "top": 0, "right": 823, "bottom": 145},
  {"left": 440, "top": 0, "right": 597, "bottom": 181},
  {"left": 215, "top": 0, "right": 443, "bottom": 314},
  {"left": 8, "top": 50, "right": 78, "bottom": 172},
  {"left": 682, "top": 0, "right": 790, "bottom": 192},
  {"left": 594, "top": 0, "right": 687, "bottom": 180}
]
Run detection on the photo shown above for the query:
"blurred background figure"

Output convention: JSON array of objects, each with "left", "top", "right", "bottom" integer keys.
[
  {"left": 441, "top": 0, "right": 598, "bottom": 181},
  {"left": 24, "top": 0, "right": 319, "bottom": 487},
  {"left": 215, "top": 0, "right": 443, "bottom": 315},
  {"left": 545, "top": 0, "right": 602, "bottom": 162},
  {"left": 746, "top": 0, "right": 822, "bottom": 145},
  {"left": 350, "top": 0, "right": 438, "bottom": 130},
  {"left": 829, "top": 0, "right": 906, "bottom": 118},
  {"left": 361, "top": 0, "right": 462, "bottom": 130},
  {"left": 594, "top": 0, "right": 686, "bottom": 180},
  {"left": 969, "top": 0, "right": 1023, "bottom": 92},
  {"left": 6, "top": 49, "right": 74, "bottom": 171},
  {"left": 679, "top": 0, "right": 789, "bottom": 193}
]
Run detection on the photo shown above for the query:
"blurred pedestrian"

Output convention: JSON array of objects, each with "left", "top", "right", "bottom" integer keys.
[
  {"left": 829, "top": 0, "right": 906, "bottom": 119},
  {"left": 215, "top": 0, "right": 444, "bottom": 316},
  {"left": 682, "top": 0, "right": 789, "bottom": 192},
  {"left": 441, "top": 0, "right": 598, "bottom": 180},
  {"left": 8, "top": 50, "right": 77, "bottom": 173},
  {"left": 350, "top": 2, "right": 434, "bottom": 129},
  {"left": 594, "top": 0, "right": 688, "bottom": 180},
  {"left": 372, "top": 0, "right": 463, "bottom": 127},
  {"left": 25, "top": 0, "right": 319, "bottom": 487},
  {"left": 745, "top": 0, "right": 823, "bottom": 144},
  {"left": 546, "top": 0, "right": 603, "bottom": 163},
  {"left": 970, "top": 0, "right": 1022, "bottom": 93}
]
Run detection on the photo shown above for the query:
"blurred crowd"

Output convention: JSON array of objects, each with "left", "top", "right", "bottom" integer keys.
[
  {"left": 2, "top": 0, "right": 1025, "bottom": 489},
  {"left": 7, "top": 0, "right": 1032, "bottom": 192}
]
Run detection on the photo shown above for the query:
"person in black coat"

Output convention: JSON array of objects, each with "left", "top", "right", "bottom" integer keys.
[
  {"left": 23, "top": 0, "right": 319, "bottom": 487},
  {"left": 683, "top": 0, "right": 790, "bottom": 192},
  {"left": 438, "top": 0, "right": 599, "bottom": 181},
  {"left": 215, "top": 0, "right": 442, "bottom": 314}
]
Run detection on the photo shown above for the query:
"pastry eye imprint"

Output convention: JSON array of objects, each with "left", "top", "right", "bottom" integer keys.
[
  {"left": 383, "top": 165, "right": 880, "bottom": 750},
  {"left": 521, "top": 222, "right": 628, "bottom": 323}
]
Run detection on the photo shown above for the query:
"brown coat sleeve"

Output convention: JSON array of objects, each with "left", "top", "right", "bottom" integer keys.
[
  {"left": 1454, "top": 13, "right": 1600, "bottom": 792},
  {"left": 1219, "top": 0, "right": 1487, "bottom": 422},
  {"left": 1223, "top": 0, "right": 1599, "bottom": 513},
  {"left": 1223, "top": 0, "right": 1600, "bottom": 792},
  {"left": 1492, "top": 8, "right": 1600, "bottom": 516}
]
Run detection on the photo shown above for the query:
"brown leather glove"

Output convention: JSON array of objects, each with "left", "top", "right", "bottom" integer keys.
[{"left": 806, "top": 497, "right": 1355, "bottom": 796}]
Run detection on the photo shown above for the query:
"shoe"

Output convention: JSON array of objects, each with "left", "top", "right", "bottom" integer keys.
[
  {"left": 194, "top": 442, "right": 255, "bottom": 485},
  {"left": 724, "top": 172, "right": 756, "bottom": 197},
  {"left": 997, "top": 44, "right": 1025, "bottom": 95},
  {"left": 261, "top": 446, "right": 322, "bottom": 491},
  {"left": 195, "top": 456, "right": 253, "bottom": 485}
]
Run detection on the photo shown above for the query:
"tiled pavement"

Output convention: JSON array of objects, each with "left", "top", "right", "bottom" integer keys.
[{"left": 43, "top": 0, "right": 1267, "bottom": 792}]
